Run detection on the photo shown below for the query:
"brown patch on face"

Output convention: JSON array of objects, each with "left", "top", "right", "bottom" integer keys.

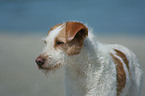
[
  {"left": 54, "top": 22, "right": 88, "bottom": 56},
  {"left": 114, "top": 49, "right": 131, "bottom": 76},
  {"left": 55, "top": 24, "right": 67, "bottom": 43},
  {"left": 47, "top": 23, "right": 62, "bottom": 35},
  {"left": 110, "top": 53, "right": 126, "bottom": 96},
  {"left": 61, "top": 33, "right": 84, "bottom": 55}
]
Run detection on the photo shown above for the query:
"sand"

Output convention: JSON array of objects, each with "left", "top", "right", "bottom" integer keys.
[{"left": 0, "top": 34, "right": 144, "bottom": 96}]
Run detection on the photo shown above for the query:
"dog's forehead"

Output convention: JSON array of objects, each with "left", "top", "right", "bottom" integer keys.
[
  {"left": 47, "top": 23, "right": 63, "bottom": 35},
  {"left": 45, "top": 23, "right": 65, "bottom": 41}
]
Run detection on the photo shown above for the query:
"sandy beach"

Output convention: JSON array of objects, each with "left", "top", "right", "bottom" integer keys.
[{"left": 0, "top": 34, "right": 144, "bottom": 96}]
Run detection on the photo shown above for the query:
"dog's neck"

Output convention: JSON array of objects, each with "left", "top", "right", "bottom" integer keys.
[
  {"left": 64, "top": 39, "right": 101, "bottom": 96},
  {"left": 64, "top": 38, "right": 117, "bottom": 96}
]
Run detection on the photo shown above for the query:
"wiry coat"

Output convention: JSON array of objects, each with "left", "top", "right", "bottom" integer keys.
[{"left": 35, "top": 21, "right": 143, "bottom": 96}]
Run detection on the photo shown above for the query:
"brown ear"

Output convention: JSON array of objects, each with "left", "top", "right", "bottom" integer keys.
[{"left": 65, "top": 22, "right": 88, "bottom": 42}]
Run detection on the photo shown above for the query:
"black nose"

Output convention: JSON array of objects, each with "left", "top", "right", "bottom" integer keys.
[{"left": 35, "top": 57, "right": 45, "bottom": 67}]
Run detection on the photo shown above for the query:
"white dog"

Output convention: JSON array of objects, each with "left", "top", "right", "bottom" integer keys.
[{"left": 35, "top": 21, "right": 143, "bottom": 96}]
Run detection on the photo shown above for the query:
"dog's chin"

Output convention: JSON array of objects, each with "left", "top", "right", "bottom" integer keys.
[{"left": 39, "top": 63, "right": 63, "bottom": 77}]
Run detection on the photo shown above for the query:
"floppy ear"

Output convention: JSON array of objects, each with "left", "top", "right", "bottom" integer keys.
[{"left": 65, "top": 22, "right": 88, "bottom": 42}]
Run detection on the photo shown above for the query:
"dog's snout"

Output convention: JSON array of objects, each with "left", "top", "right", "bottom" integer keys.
[{"left": 35, "top": 57, "right": 46, "bottom": 67}]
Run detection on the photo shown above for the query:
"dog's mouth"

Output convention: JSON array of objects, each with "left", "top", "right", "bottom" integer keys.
[
  {"left": 37, "top": 60, "right": 63, "bottom": 75},
  {"left": 37, "top": 63, "right": 62, "bottom": 70}
]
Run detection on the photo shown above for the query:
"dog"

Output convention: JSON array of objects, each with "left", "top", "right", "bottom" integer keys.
[{"left": 35, "top": 21, "right": 143, "bottom": 96}]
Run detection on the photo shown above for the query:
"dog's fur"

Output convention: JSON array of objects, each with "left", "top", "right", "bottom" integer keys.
[{"left": 35, "top": 21, "right": 143, "bottom": 96}]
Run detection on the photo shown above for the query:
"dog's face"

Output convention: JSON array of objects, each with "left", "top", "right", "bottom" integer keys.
[{"left": 35, "top": 22, "right": 88, "bottom": 73}]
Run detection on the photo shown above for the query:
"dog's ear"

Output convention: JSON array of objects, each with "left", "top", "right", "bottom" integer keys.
[{"left": 65, "top": 22, "right": 88, "bottom": 42}]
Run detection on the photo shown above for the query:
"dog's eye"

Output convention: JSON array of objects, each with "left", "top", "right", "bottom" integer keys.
[
  {"left": 56, "top": 41, "right": 64, "bottom": 45},
  {"left": 44, "top": 40, "right": 47, "bottom": 44}
]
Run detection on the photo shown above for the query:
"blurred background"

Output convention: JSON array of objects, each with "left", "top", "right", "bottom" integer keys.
[{"left": 0, "top": 0, "right": 145, "bottom": 96}]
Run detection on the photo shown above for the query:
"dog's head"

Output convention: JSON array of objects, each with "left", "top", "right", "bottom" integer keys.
[{"left": 35, "top": 22, "right": 88, "bottom": 73}]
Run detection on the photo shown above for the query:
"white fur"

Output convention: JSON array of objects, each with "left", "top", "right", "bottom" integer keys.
[{"left": 40, "top": 23, "right": 143, "bottom": 96}]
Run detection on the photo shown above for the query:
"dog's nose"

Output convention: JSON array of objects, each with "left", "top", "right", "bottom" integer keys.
[{"left": 35, "top": 57, "right": 45, "bottom": 67}]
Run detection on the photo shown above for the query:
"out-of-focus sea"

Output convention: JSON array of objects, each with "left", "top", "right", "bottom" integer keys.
[{"left": 0, "top": 0, "right": 145, "bottom": 36}]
